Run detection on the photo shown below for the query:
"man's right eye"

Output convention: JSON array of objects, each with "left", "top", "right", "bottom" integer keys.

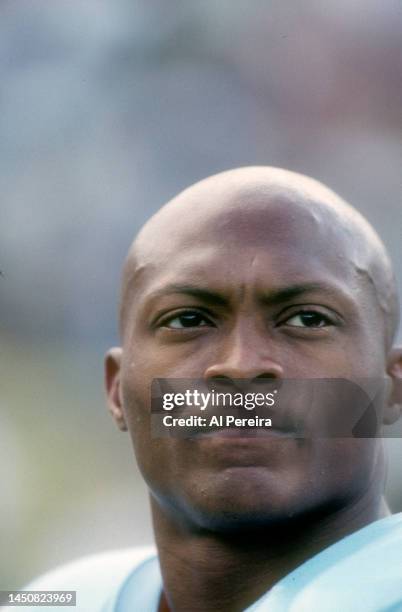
[{"left": 163, "top": 311, "right": 212, "bottom": 329}]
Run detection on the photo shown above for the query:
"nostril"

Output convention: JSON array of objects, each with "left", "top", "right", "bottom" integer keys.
[
  {"left": 255, "top": 373, "right": 277, "bottom": 382},
  {"left": 252, "top": 375, "right": 282, "bottom": 397},
  {"left": 204, "top": 357, "right": 284, "bottom": 383},
  {"left": 206, "top": 376, "right": 235, "bottom": 392}
]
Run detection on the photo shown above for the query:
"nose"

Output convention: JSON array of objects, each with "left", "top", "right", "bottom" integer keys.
[{"left": 203, "top": 322, "right": 283, "bottom": 385}]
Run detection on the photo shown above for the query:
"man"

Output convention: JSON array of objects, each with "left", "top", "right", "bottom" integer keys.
[{"left": 17, "top": 167, "right": 402, "bottom": 611}]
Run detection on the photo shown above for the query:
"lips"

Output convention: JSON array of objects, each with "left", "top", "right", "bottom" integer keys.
[{"left": 190, "top": 425, "right": 299, "bottom": 440}]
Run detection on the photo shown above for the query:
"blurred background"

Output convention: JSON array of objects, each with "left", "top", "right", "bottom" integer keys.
[{"left": 1, "top": 0, "right": 402, "bottom": 588}]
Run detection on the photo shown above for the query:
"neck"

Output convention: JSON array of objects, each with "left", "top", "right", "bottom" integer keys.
[{"left": 152, "top": 491, "right": 388, "bottom": 612}]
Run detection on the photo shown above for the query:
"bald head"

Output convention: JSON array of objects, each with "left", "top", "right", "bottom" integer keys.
[{"left": 120, "top": 167, "right": 399, "bottom": 348}]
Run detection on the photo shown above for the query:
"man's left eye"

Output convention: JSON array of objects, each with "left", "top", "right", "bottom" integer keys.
[{"left": 284, "top": 312, "right": 332, "bottom": 328}]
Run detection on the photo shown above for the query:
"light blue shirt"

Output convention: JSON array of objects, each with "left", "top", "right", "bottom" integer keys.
[{"left": 13, "top": 513, "right": 402, "bottom": 612}]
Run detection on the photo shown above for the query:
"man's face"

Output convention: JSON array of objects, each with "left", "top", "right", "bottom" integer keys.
[{"left": 115, "top": 198, "right": 389, "bottom": 530}]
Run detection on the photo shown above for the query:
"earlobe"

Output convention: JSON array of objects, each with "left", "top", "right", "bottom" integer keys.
[
  {"left": 384, "top": 347, "right": 402, "bottom": 426},
  {"left": 105, "top": 347, "right": 127, "bottom": 431}
]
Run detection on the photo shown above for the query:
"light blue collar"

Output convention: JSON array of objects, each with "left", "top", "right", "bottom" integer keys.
[{"left": 107, "top": 513, "right": 402, "bottom": 612}]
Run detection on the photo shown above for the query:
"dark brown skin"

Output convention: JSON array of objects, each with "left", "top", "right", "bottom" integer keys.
[{"left": 105, "top": 167, "right": 402, "bottom": 612}]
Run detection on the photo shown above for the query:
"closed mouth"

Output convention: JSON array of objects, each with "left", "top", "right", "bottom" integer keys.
[{"left": 191, "top": 426, "right": 299, "bottom": 440}]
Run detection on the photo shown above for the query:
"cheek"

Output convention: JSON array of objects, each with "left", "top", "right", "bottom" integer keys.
[
  {"left": 129, "top": 340, "right": 196, "bottom": 379},
  {"left": 120, "top": 364, "right": 153, "bottom": 469},
  {"left": 286, "top": 345, "right": 384, "bottom": 383},
  {"left": 307, "top": 438, "right": 379, "bottom": 500},
  {"left": 120, "top": 362, "right": 184, "bottom": 495}
]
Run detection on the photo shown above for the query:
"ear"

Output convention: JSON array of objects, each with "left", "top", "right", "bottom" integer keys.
[
  {"left": 384, "top": 347, "right": 402, "bottom": 425},
  {"left": 105, "top": 347, "right": 127, "bottom": 431}
]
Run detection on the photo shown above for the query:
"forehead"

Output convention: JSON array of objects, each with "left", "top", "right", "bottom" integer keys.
[
  {"left": 129, "top": 199, "right": 362, "bottom": 303},
  {"left": 140, "top": 193, "right": 351, "bottom": 257}
]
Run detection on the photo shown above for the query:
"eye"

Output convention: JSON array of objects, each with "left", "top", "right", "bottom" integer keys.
[
  {"left": 163, "top": 310, "right": 212, "bottom": 329},
  {"left": 283, "top": 311, "right": 333, "bottom": 328}
]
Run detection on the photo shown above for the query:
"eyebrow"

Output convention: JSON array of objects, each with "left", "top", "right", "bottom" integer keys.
[
  {"left": 260, "top": 283, "right": 340, "bottom": 305},
  {"left": 145, "top": 282, "right": 347, "bottom": 308},
  {"left": 146, "top": 284, "right": 229, "bottom": 307}
]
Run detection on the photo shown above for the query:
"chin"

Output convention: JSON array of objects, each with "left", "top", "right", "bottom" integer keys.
[
  {"left": 181, "top": 481, "right": 312, "bottom": 533},
  {"left": 186, "top": 503, "right": 306, "bottom": 534}
]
